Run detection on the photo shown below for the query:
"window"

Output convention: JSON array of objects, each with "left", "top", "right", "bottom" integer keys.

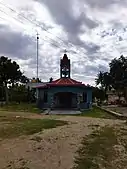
[
  {"left": 83, "top": 92, "right": 87, "bottom": 102},
  {"left": 44, "top": 91, "right": 48, "bottom": 103}
]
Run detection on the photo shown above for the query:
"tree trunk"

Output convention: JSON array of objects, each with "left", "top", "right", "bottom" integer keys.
[
  {"left": 117, "top": 91, "right": 121, "bottom": 105},
  {"left": 4, "top": 83, "right": 9, "bottom": 104},
  {"left": 104, "top": 85, "right": 108, "bottom": 100},
  {"left": 124, "top": 87, "right": 127, "bottom": 103}
]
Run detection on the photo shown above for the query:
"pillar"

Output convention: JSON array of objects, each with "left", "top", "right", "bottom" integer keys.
[{"left": 87, "top": 90, "right": 92, "bottom": 108}]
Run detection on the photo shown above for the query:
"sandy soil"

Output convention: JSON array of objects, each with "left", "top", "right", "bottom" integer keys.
[{"left": 0, "top": 115, "right": 125, "bottom": 169}]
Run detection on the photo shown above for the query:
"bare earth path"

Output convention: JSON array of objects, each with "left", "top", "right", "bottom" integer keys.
[{"left": 0, "top": 114, "right": 125, "bottom": 169}]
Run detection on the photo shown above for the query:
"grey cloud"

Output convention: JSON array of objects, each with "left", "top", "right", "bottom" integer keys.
[
  {"left": 101, "top": 57, "right": 111, "bottom": 62},
  {"left": 86, "top": 54, "right": 99, "bottom": 62},
  {"left": 35, "top": 0, "right": 98, "bottom": 35},
  {"left": 72, "top": 61, "right": 108, "bottom": 78},
  {"left": 85, "top": 43, "right": 100, "bottom": 55},
  {"left": 33, "top": 0, "right": 100, "bottom": 60},
  {"left": 29, "top": 51, "right": 60, "bottom": 74},
  {"left": 98, "top": 64, "right": 109, "bottom": 72},
  {"left": 83, "top": 0, "right": 127, "bottom": 9},
  {"left": 110, "top": 21, "right": 124, "bottom": 29},
  {"left": 64, "top": 34, "right": 100, "bottom": 57},
  {"left": 118, "top": 36, "right": 123, "bottom": 41},
  {"left": 0, "top": 24, "right": 36, "bottom": 59},
  {"left": 2, "top": 0, "right": 124, "bottom": 84},
  {"left": 19, "top": 8, "right": 54, "bottom": 32}
]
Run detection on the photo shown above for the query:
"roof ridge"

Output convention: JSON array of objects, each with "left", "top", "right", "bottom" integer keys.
[
  {"left": 56, "top": 78, "right": 61, "bottom": 84},
  {"left": 68, "top": 78, "right": 74, "bottom": 84}
]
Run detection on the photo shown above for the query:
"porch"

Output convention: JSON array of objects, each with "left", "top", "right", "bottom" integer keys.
[
  {"left": 37, "top": 86, "right": 92, "bottom": 110},
  {"left": 53, "top": 92, "right": 77, "bottom": 109}
]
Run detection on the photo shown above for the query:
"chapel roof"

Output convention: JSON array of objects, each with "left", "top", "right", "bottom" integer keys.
[
  {"left": 36, "top": 77, "right": 87, "bottom": 88},
  {"left": 50, "top": 78, "right": 82, "bottom": 85}
]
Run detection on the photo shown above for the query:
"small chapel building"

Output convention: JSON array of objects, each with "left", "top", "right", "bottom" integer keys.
[{"left": 36, "top": 53, "right": 92, "bottom": 110}]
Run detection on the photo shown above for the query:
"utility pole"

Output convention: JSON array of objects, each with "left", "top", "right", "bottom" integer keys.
[{"left": 36, "top": 32, "right": 39, "bottom": 82}]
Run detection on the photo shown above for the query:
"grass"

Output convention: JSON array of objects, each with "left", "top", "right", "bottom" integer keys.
[
  {"left": 72, "top": 126, "right": 127, "bottom": 169},
  {"left": 0, "top": 103, "right": 116, "bottom": 119},
  {"left": 0, "top": 103, "right": 41, "bottom": 113},
  {"left": 0, "top": 116, "right": 68, "bottom": 139},
  {"left": 79, "top": 106, "right": 116, "bottom": 119}
]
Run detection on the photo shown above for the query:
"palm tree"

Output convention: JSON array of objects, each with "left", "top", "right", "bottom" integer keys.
[
  {"left": 95, "top": 71, "right": 112, "bottom": 98},
  {"left": 95, "top": 71, "right": 104, "bottom": 87}
]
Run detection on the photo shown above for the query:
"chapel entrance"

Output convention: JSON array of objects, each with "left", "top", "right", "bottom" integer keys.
[{"left": 54, "top": 92, "right": 77, "bottom": 109}]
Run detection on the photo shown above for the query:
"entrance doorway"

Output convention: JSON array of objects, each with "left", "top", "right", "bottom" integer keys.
[{"left": 54, "top": 92, "right": 77, "bottom": 109}]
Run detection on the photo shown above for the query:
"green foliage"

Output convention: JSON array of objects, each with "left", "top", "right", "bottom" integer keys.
[
  {"left": 92, "top": 87, "right": 105, "bottom": 101},
  {"left": 73, "top": 127, "right": 118, "bottom": 169},
  {"left": 95, "top": 71, "right": 112, "bottom": 96},
  {"left": 8, "top": 84, "right": 35, "bottom": 103},
  {"left": 20, "top": 75, "right": 29, "bottom": 84},
  {"left": 0, "top": 117, "right": 68, "bottom": 138},
  {"left": 0, "top": 56, "right": 22, "bottom": 84},
  {"left": 9, "top": 85, "right": 28, "bottom": 103},
  {"left": 0, "top": 56, "right": 29, "bottom": 104},
  {"left": 110, "top": 55, "right": 127, "bottom": 93},
  {"left": 80, "top": 107, "right": 116, "bottom": 119},
  {"left": 0, "top": 103, "right": 40, "bottom": 113},
  {"left": 110, "top": 55, "right": 127, "bottom": 102},
  {"left": 0, "top": 85, "right": 5, "bottom": 101},
  {"left": 95, "top": 55, "right": 127, "bottom": 103}
]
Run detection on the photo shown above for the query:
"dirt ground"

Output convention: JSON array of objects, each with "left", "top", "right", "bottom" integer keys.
[{"left": 0, "top": 113, "right": 125, "bottom": 169}]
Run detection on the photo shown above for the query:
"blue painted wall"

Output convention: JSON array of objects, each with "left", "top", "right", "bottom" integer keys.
[{"left": 37, "top": 86, "right": 92, "bottom": 110}]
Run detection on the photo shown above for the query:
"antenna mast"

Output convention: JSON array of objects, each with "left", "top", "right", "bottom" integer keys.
[{"left": 36, "top": 32, "right": 39, "bottom": 82}]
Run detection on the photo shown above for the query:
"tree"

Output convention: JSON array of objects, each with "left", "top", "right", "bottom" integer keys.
[
  {"left": 20, "top": 75, "right": 29, "bottom": 84},
  {"left": 9, "top": 84, "right": 27, "bottom": 103},
  {"left": 95, "top": 71, "right": 104, "bottom": 87},
  {"left": 95, "top": 71, "right": 112, "bottom": 98},
  {"left": 9, "top": 84, "right": 36, "bottom": 103},
  {"left": 95, "top": 55, "right": 127, "bottom": 104},
  {"left": 92, "top": 87, "right": 105, "bottom": 101},
  {"left": 109, "top": 55, "right": 127, "bottom": 102},
  {"left": 0, "top": 56, "right": 23, "bottom": 104}
]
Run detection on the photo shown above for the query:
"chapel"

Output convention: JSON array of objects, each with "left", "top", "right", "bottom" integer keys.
[{"left": 36, "top": 53, "right": 92, "bottom": 110}]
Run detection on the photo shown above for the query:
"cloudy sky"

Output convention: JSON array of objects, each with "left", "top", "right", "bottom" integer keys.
[{"left": 0, "top": 0, "right": 127, "bottom": 85}]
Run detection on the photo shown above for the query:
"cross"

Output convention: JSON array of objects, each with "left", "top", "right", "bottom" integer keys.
[{"left": 64, "top": 49, "right": 67, "bottom": 54}]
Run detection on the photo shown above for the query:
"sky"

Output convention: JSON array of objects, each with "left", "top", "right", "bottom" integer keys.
[{"left": 0, "top": 0, "right": 127, "bottom": 85}]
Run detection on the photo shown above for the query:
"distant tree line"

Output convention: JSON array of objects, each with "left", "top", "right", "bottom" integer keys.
[
  {"left": 95, "top": 55, "right": 127, "bottom": 103},
  {"left": 0, "top": 56, "right": 37, "bottom": 104},
  {"left": 1, "top": 55, "right": 126, "bottom": 106}
]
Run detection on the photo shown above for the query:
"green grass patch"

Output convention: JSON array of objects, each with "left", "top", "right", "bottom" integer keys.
[
  {"left": 79, "top": 107, "right": 116, "bottom": 119},
  {"left": 0, "top": 103, "right": 41, "bottom": 113},
  {"left": 0, "top": 117, "right": 68, "bottom": 138},
  {"left": 72, "top": 126, "right": 126, "bottom": 169}
]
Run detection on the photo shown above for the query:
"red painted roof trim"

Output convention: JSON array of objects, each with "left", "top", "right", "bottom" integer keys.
[
  {"left": 50, "top": 78, "right": 82, "bottom": 85},
  {"left": 36, "top": 78, "right": 88, "bottom": 88}
]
